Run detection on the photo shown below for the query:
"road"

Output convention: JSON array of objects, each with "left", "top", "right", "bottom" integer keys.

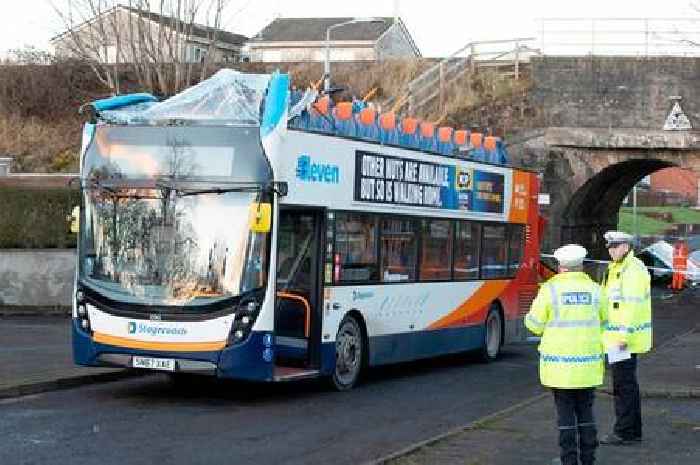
[{"left": 1, "top": 288, "right": 696, "bottom": 465}]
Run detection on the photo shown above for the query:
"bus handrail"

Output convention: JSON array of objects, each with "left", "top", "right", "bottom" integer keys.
[{"left": 276, "top": 291, "right": 311, "bottom": 338}]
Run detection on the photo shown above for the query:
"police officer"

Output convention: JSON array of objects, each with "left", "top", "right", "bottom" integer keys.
[
  {"left": 599, "top": 231, "right": 652, "bottom": 446},
  {"left": 525, "top": 244, "right": 608, "bottom": 465}
]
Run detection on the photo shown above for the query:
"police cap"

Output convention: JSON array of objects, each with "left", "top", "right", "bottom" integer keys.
[
  {"left": 604, "top": 230, "right": 634, "bottom": 248},
  {"left": 553, "top": 244, "right": 588, "bottom": 267}
]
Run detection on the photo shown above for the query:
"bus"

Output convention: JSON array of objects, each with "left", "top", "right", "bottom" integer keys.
[{"left": 71, "top": 69, "right": 541, "bottom": 390}]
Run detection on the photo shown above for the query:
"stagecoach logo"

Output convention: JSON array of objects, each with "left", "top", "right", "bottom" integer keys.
[
  {"left": 296, "top": 155, "right": 340, "bottom": 184},
  {"left": 126, "top": 321, "right": 188, "bottom": 337},
  {"left": 352, "top": 290, "right": 374, "bottom": 301}
]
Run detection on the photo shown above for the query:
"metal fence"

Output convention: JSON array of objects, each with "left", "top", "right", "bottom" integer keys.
[
  {"left": 385, "top": 37, "right": 539, "bottom": 117},
  {"left": 538, "top": 18, "right": 700, "bottom": 57}
]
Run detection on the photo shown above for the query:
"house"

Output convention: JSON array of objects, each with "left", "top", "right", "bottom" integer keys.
[
  {"left": 51, "top": 5, "right": 247, "bottom": 64},
  {"left": 651, "top": 167, "right": 699, "bottom": 206},
  {"left": 245, "top": 17, "right": 420, "bottom": 63}
]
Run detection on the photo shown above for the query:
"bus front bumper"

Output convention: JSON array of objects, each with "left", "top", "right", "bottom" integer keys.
[{"left": 71, "top": 319, "right": 275, "bottom": 382}]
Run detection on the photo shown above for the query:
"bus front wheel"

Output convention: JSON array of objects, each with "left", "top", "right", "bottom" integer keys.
[
  {"left": 331, "top": 315, "right": 365, "bottom": 391},
  {"left": 479, "top": 305, "right": 502, "bottom": 363}
]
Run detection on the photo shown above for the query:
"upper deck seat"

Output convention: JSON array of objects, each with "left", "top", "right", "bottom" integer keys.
[
  {"left": 379, "top": 112, "right": 399, "bottom": 145},
  {"left": 356, "top": 107, "right": 379, "bottom": 141},
  {"left": 399, "top": 117, "right": 419, "bottom": 149},
  {"left": 308, "top": 96, "right": 333, "bottom": 133},
  {"left": 454, "top": 129, "right": 470, "bottom": 158},
  {"left": 289, "top": 89, "right": 304, "bottom": 109},
  {"left": 484, "top": 136, "right": 499, "bottom": 164},
  {"left": 469, "top": 132, "right": 486, "bottom": 161},
  {"left": 419, "top": 122, "right": 437, "bottom": 152},
  {"left": 437, "top": 126, "right": 455, "bottom": 156},
  {"left": 333, "top": 102, "right": 356, "bottom": 137},
  {"left": 495, "top": 139, "right": 509, "bottom": 165}
]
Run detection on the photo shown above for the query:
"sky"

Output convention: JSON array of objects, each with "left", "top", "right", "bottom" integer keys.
[{"left": 1, "top": 0, "right": 699, "bottom": 58}]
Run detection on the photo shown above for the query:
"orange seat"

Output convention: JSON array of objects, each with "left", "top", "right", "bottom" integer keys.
[
  {"left": 314, "top": 96, "right": 330, "bottom": 115},
  {"left": 484, "top": 136, "right": 497, "bottom": 151},
  {"left": 401, "top": 117, "right": 418, "bottom": 134},
  {"left": 454, "top": 130, "right": 468, "bottom": 145},
  {"left": 438, "top": 127, "right": 453, "bottom": 143},
  {"left": 419, "top": 122, "right": 435, "bottom": 138},
  {"left": 379, "top": 112, "right": 396, "bottom": 130},
  {"left": 335, "top": 102, "right": 353, "bottom": 121},
  {"left": 358, "top": 107, "right": 377, "bottom": 126},
  {"left": 470, "top": 132, "right": 483, "bottom": 148}
]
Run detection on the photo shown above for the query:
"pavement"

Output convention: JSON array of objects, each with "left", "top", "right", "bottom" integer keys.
[
  {"left": 376, "top": 292, "right": 700, "bottom": 465},
  {"left": 0, "top": 314, "right": 138, "bottom": 399}
]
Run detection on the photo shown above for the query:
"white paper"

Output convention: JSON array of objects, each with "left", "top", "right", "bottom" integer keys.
[{"left": 607, "top": 346, "right": 631, "bottom": 364}]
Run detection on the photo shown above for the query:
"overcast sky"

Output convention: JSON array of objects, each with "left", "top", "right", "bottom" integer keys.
[{"left": 1, "top": 0, "right": 699, "bottom": 57}]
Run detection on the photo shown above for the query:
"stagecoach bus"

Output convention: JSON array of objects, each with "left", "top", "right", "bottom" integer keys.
[{"left": 71, "top": 70, "right": 541, "bottom": 390}]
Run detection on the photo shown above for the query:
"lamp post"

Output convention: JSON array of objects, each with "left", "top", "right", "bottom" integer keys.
[{"left": 324, "top": 18, "right": 385, "bottom": 93}]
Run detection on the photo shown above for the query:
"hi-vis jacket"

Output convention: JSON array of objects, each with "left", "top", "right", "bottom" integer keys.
[
  {"left": 525, "top": 272, "right": 608, "bottom": 388},
  {"left": 602, "top": 251, "right": 652, "bottom": 354}
]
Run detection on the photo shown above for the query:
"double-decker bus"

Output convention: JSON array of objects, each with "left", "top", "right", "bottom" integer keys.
[{"left": 71, "top": 70, "right": 541, "bottom": 390}]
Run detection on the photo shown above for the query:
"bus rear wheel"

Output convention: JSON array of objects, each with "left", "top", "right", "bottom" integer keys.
[
  {"left": 479, "top": 305, "right": 502, "bottom": 363},
  {"left": 331, "top": 315, "right": 364, "bottom": 391}
]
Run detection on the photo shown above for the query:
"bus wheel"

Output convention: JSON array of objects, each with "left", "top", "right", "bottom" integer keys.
[
  {"left": 479, "top": 305, "right": 502, "bottom": 363},
  {"left": 331, "top": 315, "right": 364, "bottom": 391}
]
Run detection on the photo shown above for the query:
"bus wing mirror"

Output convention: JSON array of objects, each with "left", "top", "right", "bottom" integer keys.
[
  {"left": 68, "top": 206, "right": 80, "bottom": 234},
  {"left": 274, "top": 181, "right": 288, "bottom": 197},
  {"left": 249, "top": 203, "right": 271, "bottom": 233}
]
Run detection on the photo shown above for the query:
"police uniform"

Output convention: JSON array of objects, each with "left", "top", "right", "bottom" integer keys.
[
  {"left": 600, "top": 231, "right": 652, "bottom": 445},
  {"left": 525, "top": 244, "right": 608, "bottom": 465}
]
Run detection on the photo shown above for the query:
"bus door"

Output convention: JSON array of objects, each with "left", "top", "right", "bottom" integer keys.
[{"left": 274, "top": 208, "right": 324, "bottom": 374}]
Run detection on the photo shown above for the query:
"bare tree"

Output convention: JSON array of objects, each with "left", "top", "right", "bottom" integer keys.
[{"left": 50, "top": 0, "right": 234, "bottom": 96}]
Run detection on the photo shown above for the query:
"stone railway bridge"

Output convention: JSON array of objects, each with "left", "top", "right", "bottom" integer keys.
[{"left": 510, "top": 56, "right": 700, "bottom": 259}]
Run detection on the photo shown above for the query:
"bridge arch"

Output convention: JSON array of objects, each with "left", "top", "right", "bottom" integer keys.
[{"left": 531, "top": 131, "right": 700, "bottom": 259}]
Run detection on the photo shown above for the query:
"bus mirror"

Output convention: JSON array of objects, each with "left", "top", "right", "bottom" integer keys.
[
  {"left": 275, "top": 182, "right": 288, "bottom": 197},
  {"left": 68, "top": 206, "right": 80, "bottom": 234},
  {"left": 249, "top": 203, "right": 271, "bottom": 233}
]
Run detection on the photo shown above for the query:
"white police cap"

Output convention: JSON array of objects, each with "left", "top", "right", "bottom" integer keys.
[
  {"left": 553, "top": 244, "right": 587, "bottom": 267},
  {"left": 604, "top": 230, "right": 634, "bottom": 246}
]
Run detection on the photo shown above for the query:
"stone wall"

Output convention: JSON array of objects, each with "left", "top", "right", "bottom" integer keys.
[
  {"left": 0, "top": 250, "right": 75, "bottom": 307},
  {"left": 531, "top": 56, "right": 700, "bottom": 130}
]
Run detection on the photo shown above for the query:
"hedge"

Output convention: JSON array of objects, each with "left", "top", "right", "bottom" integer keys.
[{"left": 0, "top": 187, "right": 79, "bottom": 248}]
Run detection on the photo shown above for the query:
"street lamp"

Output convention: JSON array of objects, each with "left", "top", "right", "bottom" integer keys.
[{"left": 324, "top": 17, "right": 385, "bottom": 93}]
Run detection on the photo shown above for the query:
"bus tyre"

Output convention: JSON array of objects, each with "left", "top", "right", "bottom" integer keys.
[
  {"left": 331, "top": 315, "right": 365, "bottom": 391},
  {"left": 479, "top": 305, "right": 502, "bottom": 363}
]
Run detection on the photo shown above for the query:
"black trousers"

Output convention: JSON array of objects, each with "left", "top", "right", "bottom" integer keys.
[
  {"left": 553, "top": 388, "right": 597, "bottom": 465},
  {"left": 612, "top": 353, "right": 642, "bottom": 440}
]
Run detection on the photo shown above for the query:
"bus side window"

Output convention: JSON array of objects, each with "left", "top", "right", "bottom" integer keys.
[
  {"left": 335, "top": 213, "right": 379, "bottom": 283},
  {"left": 420, "top": 219, "right": 453, "bottom": 281},
  {"left": 454, "top": 221, "right": 480, "bottom": 280},
  {"left": 508, "top": 225, "right": 525, "bottom": 276},
  {"left": 380, "top": 218, "right": 418, "bottom": 282},
  {"left": 481, "top": 225, "right": 508, "bottom": 278}
]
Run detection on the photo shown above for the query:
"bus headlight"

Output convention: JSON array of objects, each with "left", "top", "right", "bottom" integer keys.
[{"left": 228, "top": 298, "right": 261, "bottom": 345}]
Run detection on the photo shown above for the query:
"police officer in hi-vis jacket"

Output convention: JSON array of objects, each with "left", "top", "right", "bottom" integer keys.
[
  {"left": 599, "top": 231, "right": 652, "bottom": 446},
  {"left": 526, "top": 244, "right": 608, "bottom": 465}
]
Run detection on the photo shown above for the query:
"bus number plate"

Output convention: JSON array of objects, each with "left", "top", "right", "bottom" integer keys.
[{"left": 132, "top": 356, "right": 176, "bottom": 372}]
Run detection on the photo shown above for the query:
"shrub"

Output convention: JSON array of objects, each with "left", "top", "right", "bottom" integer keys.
[{"left": 0, "top": 186, "right": 79, "bottom": 248}]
